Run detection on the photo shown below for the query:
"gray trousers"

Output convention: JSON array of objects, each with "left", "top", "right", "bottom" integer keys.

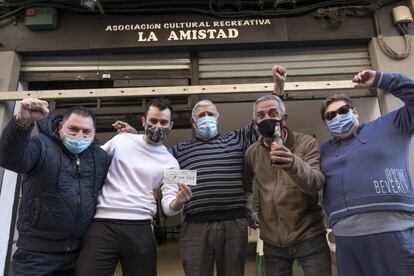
[
  {"left": 180, "top": 218, "right": 248, "bottom": 276},
  {"left": 263, "top": 234, "right": 332, "bottom": 276}
]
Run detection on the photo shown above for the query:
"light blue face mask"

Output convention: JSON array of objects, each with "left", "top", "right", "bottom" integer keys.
[
  {"left": 196, "top": 116, "right": 218, "bottom": 139},
  {"left": 63, "top": 135, "right": 93, "bottom": 154},
  {"left": 327, "top": 111, "right": 359, "bottom": 135}
]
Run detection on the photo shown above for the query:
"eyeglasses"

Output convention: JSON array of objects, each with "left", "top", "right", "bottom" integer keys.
[{"left": 324, "top": 104, "right": 352, "bottom": 121}]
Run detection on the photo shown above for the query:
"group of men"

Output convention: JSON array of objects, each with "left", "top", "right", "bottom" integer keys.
[{"left": 0, "top": 65, "right": 413, "bottom": 276}]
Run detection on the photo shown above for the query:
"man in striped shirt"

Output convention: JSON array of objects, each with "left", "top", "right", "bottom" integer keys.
[
  {"left": 172, "top": 66, "right": 287, "bottom": 276},
  {"left": 171, "top": 99, "right": 257, "bottom": 276}
]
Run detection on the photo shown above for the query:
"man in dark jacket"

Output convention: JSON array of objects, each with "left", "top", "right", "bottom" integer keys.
[{"left": 0, "top": 98, "right": 110, "bottom": 276}]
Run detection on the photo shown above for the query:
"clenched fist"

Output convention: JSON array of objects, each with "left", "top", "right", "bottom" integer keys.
[
  {"left": 352, "top": 70, "right": 376, "bottom": 88},
  {"left": 272, "top": 65, "right": 287, "bottom": 97},
  {"left": 15, "top": 98, "right": 49, "bottom": 127}
]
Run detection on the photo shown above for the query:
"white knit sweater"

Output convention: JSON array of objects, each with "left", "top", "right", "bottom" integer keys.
[{"left": 95, "top": 133, "right": 180, "bottom": 220}]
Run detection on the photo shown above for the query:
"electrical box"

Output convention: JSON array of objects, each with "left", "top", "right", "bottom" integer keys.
[
  {"left": 392, "top": 6, "right": 413, "bottom": 24},
  {"left": 24, "top": 7, "right": 58, "bottom": 31}
]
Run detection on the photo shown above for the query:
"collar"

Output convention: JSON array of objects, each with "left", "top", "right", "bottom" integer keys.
[
  {"left": 260, "top": 127, "right": 295, "bottom": 149},
  {"left": 329, "top": 123, "right": 367, "bottom": 146},
  {"left": 195, "top": 133, "right": 220, "bottom": 142}
]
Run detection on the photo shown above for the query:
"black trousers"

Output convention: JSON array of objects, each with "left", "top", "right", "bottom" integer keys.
[
  {"left": 75, "top": 219, "right": 156, "bottom": 276},
  {"left": 13, "top": 248, "right": 78, "bottom": 276}
]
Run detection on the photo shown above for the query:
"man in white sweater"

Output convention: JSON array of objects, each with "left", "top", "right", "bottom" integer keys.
[{"left": 75, "top": 98, "right": 192, "bottom": 276}]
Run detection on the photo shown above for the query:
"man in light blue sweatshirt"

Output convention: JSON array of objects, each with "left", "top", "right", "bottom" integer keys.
[{"left": 320, "top": 70, "right": 414, "bottom": 276}]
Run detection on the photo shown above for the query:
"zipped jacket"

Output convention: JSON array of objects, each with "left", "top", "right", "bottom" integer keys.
[
  {"left": 0, "top": 116, "right": 110, "bottom": 252},
  {"left": 244, "top": 128, "right": 326, "bottom": 247}
]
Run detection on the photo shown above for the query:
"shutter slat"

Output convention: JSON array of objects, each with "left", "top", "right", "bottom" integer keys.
[
  {"left": 21, "top": 54, "right": 190, "bottom": 72},
  {"left": 199, "top": 46, "right": 370, "bottom": 79}
]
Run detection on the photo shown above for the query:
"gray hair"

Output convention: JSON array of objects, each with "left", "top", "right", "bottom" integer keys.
[
  {"left": 252, "top": 95, "right": 286, "bottom": 118},
  {"left": 191, "top": 99, "right": 219, "bottom": 120}
]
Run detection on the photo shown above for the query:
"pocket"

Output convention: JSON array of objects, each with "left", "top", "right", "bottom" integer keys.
[
  {"left": 235, "top": 218, "right": 248, "bottom": 232},
  {"left": 230, "top": 218, "right": 248, "bottom": 241},
  {"left": 29, "top": 199, "right": 41, "bottom": 227},
  {"left": 179, "top": 221, "right": 189, "bottom": 239},
  {"left": 13, "top": 248, "right": 27, "bottom": 260}
]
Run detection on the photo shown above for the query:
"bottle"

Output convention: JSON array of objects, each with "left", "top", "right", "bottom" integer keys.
[{"left": 271, "top": 123, "right": 283, "bottom": 165}]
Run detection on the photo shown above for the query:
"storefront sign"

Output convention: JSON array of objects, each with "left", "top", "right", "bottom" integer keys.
[
  {"left": 91, "top": 16, "right": 287, "bottom": 47},
  {"left": 105, "top": 19, "right": 271, "bottom": 41},
  {"left": 0, "top": 12, "right": 373, "bottom": 53}
]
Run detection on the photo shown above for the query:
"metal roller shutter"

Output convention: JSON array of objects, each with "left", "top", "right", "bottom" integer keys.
[
  {"left": 199, "top": 46, "right": 371, "bottom": 83},
  {"left": 20, "top": 53, "right": 191, "bottom": 87}
]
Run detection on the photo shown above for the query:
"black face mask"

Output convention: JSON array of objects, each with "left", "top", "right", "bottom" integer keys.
[{"left": 257, "top": 119, "right": 283, "bottom": 139}]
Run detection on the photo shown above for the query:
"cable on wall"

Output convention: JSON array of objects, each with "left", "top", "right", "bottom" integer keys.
[{"left": 374, "top": 10, "right": 411, "bottom": 60}]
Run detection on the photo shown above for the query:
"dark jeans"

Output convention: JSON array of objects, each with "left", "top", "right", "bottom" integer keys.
[
  {"left": 13, "top": 248, "right": 78, "bottom": 276},
  {"left": 263, "top": 234, "right": 331, "bottom": 276},
  {"left": 75, "top": 219, "right": 156, "bottom": 276},
  {"left": 335, "top": 228, "right": 414, "bottom": 276},
  {"left": 180, "top": 218, "right": 248, "bottom": 276}
]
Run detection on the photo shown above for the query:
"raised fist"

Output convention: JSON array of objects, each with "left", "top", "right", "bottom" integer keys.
[
  {"left": 352, "top": 70, "right": 376, "bottom": 88},
  {"left": 16, "top": 98, "right": 49, "bottom": 127},
  {"left": 272, "top": 65, "right": 287, "bottom": 96}
]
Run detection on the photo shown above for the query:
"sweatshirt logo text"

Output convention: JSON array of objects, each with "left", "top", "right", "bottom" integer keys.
[{"left": 373, "top": 168, "right": 411, "bottom": 194}]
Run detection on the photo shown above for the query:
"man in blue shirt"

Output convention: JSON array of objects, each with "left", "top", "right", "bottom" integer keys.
[{"left": 320, "top": 70, "right": 414, "bottom": 276}]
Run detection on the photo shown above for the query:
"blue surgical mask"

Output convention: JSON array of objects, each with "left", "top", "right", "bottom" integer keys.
[
  {"left": 63, "top": 135, "right": 93, "bottom": 154},
  {"left": 327, "top": 111, "right": 359, "bottom": 136},
  {"left": 196, "top": 116, "right": 218, "bottom": 139}
]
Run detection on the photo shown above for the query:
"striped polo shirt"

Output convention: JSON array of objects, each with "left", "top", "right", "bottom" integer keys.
[{"left": 171, "top": 123, "right": 258, "bottom": 222}]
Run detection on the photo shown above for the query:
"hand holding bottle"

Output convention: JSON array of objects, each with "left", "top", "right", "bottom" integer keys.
[{"left": 270, "top": 143, "right": 294, "bottom": 169}]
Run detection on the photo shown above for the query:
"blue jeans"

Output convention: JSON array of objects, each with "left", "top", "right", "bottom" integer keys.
[
  {"left": 13, "top": 248, "right": 78, "bottom": 276},
  {"left": 335, "top": 227, "right": 414, "bottom": 276},
  {"left": 263, "top": 234, "right": 331, "bottom": 276}
]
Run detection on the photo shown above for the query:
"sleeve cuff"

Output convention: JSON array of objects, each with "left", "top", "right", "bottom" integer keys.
[
  {"left": 372, "top": 71, "right": 384, "bottom": 89},
  {"left": 12, "top": 116, "right": 35, "bottom": 129}
]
